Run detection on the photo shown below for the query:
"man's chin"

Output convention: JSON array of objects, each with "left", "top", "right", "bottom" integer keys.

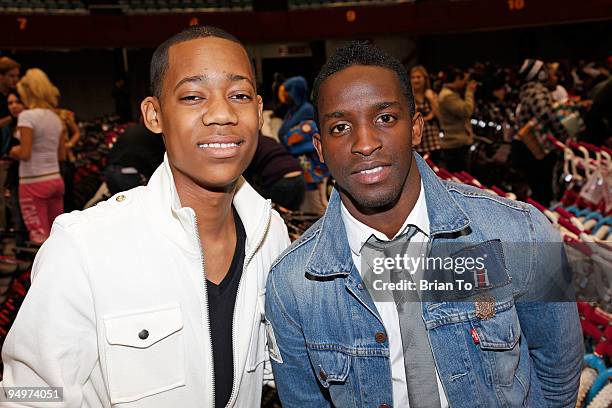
[
  {"left": 340, "top": 186, "right": 400, "bottom": 214},
  {"left": 172, "top": 164, "right": 241, "bottom": 193},
  {"left": 192, "top": 175, "right": 240, "bottom": 192}
]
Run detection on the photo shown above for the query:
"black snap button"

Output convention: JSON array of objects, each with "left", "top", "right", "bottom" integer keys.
[{"left": 138, "top": 329, "right": 149, "bottom": 340}]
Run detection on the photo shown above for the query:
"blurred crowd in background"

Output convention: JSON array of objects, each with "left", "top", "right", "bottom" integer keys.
[{"left": 1, "top": 52, "right": 611, "bottom": 245}]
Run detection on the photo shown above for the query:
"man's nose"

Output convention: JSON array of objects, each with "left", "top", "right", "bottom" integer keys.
[
  {"left": 351, "top": 124, "right": 382, "bottom": 157},
  {"left": 202, "top": 95, "right": 238, "bottom": 126}
]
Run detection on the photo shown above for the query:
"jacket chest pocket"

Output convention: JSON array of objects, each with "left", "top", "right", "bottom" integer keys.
[
  {"left": 471, "top": 305, "right": 521, "bottom": 387},
  {"left": 102, "top": 304, "right": 186, "bottom": 404}
]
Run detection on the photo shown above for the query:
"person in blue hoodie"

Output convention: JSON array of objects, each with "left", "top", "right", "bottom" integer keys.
[
  {"left": 278, "top": 76, "right": 329, "bottom": 214},
  {"left": 278, "top": 76, "right": 314, "bottom": 141}
]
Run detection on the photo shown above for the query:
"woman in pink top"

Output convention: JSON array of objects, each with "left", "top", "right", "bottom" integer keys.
[{"left": 10, "top": 69, "right": 66, "bottom": 244}]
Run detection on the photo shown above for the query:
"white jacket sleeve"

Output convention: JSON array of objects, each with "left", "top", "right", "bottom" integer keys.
[
  {"left": 262, "top": 213, "right": 291, "bottom": 389},
  {"left": 1, "top": 222, "right": 98, "bottom": 408}
]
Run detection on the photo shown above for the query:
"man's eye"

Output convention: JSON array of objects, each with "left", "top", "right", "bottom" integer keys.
[
  {"left": 376, "top": 114, "right": 396, "bottom": 124},
  {"left": 180, "top": 95, "right": 203, "bottom": 102},
  {"left": 331, "top": 123, "right": 350, "bottom": 134},
  {"left": 230, "top": 93, "right": 252, "bottom": 101}
]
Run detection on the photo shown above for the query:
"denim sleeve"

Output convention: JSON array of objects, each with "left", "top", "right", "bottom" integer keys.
[
  {"left": 265, "top": 270, "right": 332, "bottom": 408},
  {"left": 515, "top": 207, "right": 582, "bottom": 407}
]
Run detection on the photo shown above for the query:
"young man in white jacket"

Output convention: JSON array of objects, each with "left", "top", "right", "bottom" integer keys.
[{"left": 1, "top": 26, "right": 290, "bottom": 407}]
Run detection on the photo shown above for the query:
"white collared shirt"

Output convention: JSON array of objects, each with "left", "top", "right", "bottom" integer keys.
[{"left": 340, "top": 180, "right": 449, "bottom": 408}]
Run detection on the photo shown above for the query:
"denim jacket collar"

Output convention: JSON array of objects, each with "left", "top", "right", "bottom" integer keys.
[{"left": 306, "top": 152, "right": 471, "bottom": 277}]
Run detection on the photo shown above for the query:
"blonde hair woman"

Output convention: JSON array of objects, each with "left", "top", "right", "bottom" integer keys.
[
  {"left": 10, "top": 68, "right": 65, "bottom": 244},
  {"left": 55, "top": 102, "right": 80, "bottom": 212},
  {"left": 410, "top": 65, "right": 442, "bottom": 160}
]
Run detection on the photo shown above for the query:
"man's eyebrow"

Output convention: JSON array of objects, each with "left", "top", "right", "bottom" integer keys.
[
  {"left": 173, "top": 75, "right": 206, "bottom": 93},
  {"left": 374, "top": 101, "right": 401, "bottom": 110},
  {"left": 227, "top": 73, "right": 255, "bottom": 89},
  {"left": 322, "top": 111, "right": 346, "bottom": 120},
  {"left": 173, "top": 73, "right": 255, "bottom": 93},
  {"left": 321, "top": 101, "right": 401, "bottom": 121}
]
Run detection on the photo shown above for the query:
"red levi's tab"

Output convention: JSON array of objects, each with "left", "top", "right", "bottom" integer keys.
[{"left": 470, "top": 328, "right": 480, "bottom": 345}]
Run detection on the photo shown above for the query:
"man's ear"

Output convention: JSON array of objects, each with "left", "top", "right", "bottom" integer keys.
[
  {"left": 411, "top": 111, "right": 424, "bottom": 148},
  {"left": 141, "top": 97, "right": 163, "bottom": 134},
  {"left": 256, "top": 94, "right": 264, "bottom": 131},
  {"left": 313, "top": 132, "right": 325, "bottom": 164}
]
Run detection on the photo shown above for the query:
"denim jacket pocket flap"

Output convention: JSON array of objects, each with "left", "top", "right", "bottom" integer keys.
[
  {"left": 454, "top": 240, "right": 510, "bottom": 294},
  {"left": 308, "top": 349, "right": 351, "bottom": 388},
  {"left": 473, "top": 308, "right": 520, "bottom": 350},
  {"left": 425, "top": 239, "right": 512, "bottom": 302}
]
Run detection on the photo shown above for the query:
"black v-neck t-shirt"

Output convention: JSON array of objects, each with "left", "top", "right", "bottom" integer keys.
[{"left": 206, "top": 208, "right": 246, "bottom": 408}]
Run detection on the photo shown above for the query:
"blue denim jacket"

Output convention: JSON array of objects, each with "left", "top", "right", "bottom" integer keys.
[{"left": 266, "top": 153, "right": 582, "bottom": 408}]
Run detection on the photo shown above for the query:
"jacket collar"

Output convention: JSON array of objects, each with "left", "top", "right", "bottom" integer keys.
[
  {"left": 307, "top": 152, "right": 470, "bottom": 277},
  {"left": 145, "top": 154, "right": 272, "bottom": 257}
]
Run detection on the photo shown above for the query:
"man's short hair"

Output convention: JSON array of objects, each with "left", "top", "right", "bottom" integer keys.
[
  {"left": 0, "top": 57, "right": 20, "bottom": 75},
  {"left": 444, "top": 67, "right": 466, "bottom": 83},
  {"left": 150, "top": 25, "right": 249, "bottom": 99},
  {"left": 312, "top": 41, "right": 415, "bottom": 124}
]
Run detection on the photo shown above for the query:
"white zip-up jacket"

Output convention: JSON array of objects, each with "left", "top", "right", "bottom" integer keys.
[{"left": 1, "top": 156, "right": 290, "bottom": 407}]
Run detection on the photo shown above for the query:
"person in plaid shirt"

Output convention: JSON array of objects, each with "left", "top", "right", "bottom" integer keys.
[
  {"left": 515, "top": 59, "right": 569, "bottom": 206},
  {"left": 516, "top": 59, "right": 569, "bottom": 153}
]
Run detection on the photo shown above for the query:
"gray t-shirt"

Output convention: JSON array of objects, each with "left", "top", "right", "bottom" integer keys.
[{"left": 17, "top": 108, "right": 62, "bottom": 178}]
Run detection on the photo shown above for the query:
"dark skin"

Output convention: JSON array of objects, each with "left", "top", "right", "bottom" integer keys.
[
  {"left": 314, "top": 65, "right": 424, "bottom": 239},
  {"left": 141, "top": 37, "right": 263, "bottom": 284}
]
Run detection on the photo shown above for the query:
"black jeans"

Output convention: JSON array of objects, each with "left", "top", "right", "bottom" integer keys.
[
  {"left": 440, "top": 145, "right": 471, "bottom": 173},
  {"left": 512, "top": 142, "right": 559, "bottom": 207},
  {"left": 104, "top": 165, "right": 146, "bottom": 196},
  {"left": 260, "top": 174, "right": 306, "bottom": 211},
  {"left": 60, "top": 161, "right": 76, "bottom": 212}
]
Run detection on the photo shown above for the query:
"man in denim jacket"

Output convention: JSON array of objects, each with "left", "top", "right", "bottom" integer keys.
[{"left": 265, "top": 41, "right": 582, "bottom": 408}]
